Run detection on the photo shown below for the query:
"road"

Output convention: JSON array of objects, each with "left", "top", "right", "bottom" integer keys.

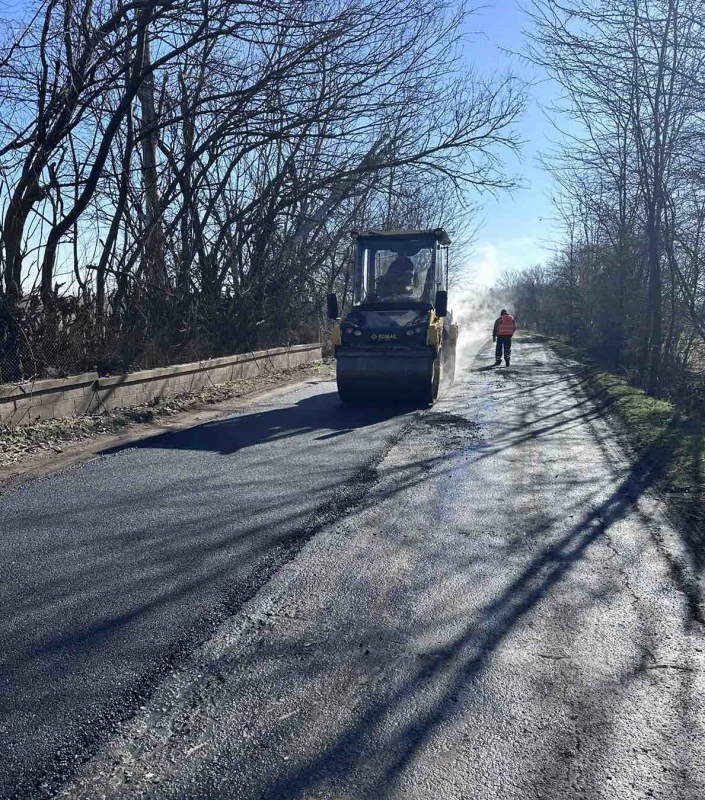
[{"left": 3, "top": 335, "right": 705, "bottom": 799}]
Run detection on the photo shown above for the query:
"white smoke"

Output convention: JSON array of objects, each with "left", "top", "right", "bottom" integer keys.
[{"left": 449, "top": 286, "right": 514, "bottom": 375}]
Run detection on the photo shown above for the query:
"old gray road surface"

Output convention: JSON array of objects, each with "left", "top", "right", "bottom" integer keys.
[{"left": 5, "top": 335, "right": 705, "bottom": 799}]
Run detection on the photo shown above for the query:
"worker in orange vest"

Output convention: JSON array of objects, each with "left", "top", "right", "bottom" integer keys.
[{"left": 492, "top": 309, "right": 516, "bottom": 366}]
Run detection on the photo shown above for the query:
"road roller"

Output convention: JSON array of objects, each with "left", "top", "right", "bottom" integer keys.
[{"left": 327, "top": 228, "right": 459, "bottom": 405}]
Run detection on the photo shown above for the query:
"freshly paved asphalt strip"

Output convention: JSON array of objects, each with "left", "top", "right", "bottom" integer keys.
[
  {"left": 5, "top": 335, "right": 705, "bottom": 799},
  {"left": 1, "top": 384, "right": 415, "bottom": 798}
]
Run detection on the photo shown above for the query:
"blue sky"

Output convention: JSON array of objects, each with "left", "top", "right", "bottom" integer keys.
[{"left": 460, "top": 0, "right": 561, "bottom": 286}]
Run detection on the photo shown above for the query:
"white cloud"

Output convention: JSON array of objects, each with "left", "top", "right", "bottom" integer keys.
[{"left": 466, "top": 237, "right": 548, "bottom": 288}]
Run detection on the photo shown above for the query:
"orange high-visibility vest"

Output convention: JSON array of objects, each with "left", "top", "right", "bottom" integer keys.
[{"left": 497, "top": 314, "right": 515, "bottom": 336}]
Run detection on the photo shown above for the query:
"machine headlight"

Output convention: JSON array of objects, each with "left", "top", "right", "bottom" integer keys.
[
  {"left": 353, "top": 329, "right": 363, "bottom": 337},
  {"left": 405, "top": 329, "right": 415, "bottom": 337}
]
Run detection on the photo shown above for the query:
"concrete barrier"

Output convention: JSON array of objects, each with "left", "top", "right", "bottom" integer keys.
[{"left": 0, "top": 343, "right": 322, "bottom": 427}]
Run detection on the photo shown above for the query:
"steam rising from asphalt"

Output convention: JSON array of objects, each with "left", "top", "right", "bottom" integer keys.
[{"left": 450, "top": 287, "right": 512, "bottom": 376}]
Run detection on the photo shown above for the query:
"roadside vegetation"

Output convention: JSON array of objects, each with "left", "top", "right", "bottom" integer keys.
[
  {"left": 502, "top": 0, "right": 705, "bottom": 417},
  {"left": 0, "top": 0, "right": 523, "bottom": 386},
  {"left": 547, "top": 336, "right": 705, "bottom": 540}
]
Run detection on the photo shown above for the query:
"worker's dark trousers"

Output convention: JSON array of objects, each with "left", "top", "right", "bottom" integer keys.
[{"left": 495, "top": 335, "right": 512, "bottom": 363}]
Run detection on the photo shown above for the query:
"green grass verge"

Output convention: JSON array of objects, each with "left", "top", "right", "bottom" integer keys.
[{"left": 543, "top": 335, "right": 705, "bottom": 517}]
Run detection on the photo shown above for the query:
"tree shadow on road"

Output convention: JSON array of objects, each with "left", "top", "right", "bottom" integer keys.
[
  {"left": 239, "top": 443, "right": 700, "bottom": 800},
  {"left": 0, "top": 387, "right": 432, "bottom": 799},
  {"left": 243, "top": 338, "right": 704, "bottom": 799},
  {"left": 100, "top": 388, "right": 416, "bottom": 457},
  {"left": 8, "top": 338, "right": 705, "bottom": 799},
  {"left": 462, "top": 340, "right": 705, "bottom": 615},
  {"left": 145, "top": 339, "right": 704, "bottom": 800}
]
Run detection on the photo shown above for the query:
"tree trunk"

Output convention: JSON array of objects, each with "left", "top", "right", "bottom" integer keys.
[
  {"left": 646, "top": 206, "right": 662, "bottom": 395},
  {"left": 137, "top": 26, "right": 166, "bottom": 291}
]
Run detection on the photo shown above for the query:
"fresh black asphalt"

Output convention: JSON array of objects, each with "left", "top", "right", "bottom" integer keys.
[
  {"left": 1, "top": 385, "right": 414, "bottom": 798},
  {"left": 4, "top": 336, "right": 705, "bottom": 799}
]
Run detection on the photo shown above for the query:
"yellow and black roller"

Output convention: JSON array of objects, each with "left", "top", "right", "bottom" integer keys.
[
  {"left": 334, "top": 309, "right": 453, "bottom": 406},
  {"left": 326, "top": 227, "right": 458, "bottom": 406}
]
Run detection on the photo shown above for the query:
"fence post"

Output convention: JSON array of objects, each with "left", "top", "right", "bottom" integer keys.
[{"left": 0, "top": 305, "right": 22, "bottom": 383}]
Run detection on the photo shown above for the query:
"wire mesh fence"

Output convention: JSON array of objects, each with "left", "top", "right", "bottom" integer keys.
[
  {"left": 0, "top": 296, "right": 322, "bottom": 389},
  {"left": 1, "top": 315, "right": 105, "bottom": 385}
]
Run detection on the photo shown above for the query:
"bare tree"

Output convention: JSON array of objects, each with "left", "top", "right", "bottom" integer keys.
[
  {"left": 0, "top": 0, "right": 524, "bottom": 381},
  {"left": 522, "top": 0, "right": 705, "bottom": 397}
]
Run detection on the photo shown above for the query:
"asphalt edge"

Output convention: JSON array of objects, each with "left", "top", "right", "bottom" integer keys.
[{"left": 0, "top": 373, "right": 334, "bottom": 495}]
